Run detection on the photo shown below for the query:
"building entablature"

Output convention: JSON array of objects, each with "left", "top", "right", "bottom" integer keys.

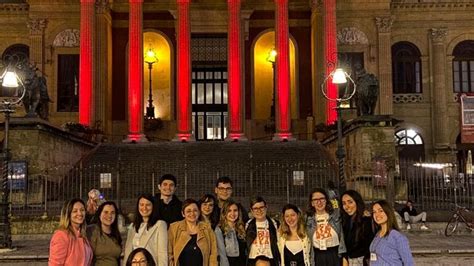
[{"left": 391, "top": 1, "right": 474, "bottom": 11}]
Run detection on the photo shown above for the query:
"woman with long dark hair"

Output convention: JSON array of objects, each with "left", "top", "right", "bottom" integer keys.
[
  {"left": 215, "top": 200, "right": 247, "bottom": 266},
  {"left": 369, "top": 200, "right": 414, "bottom": 265},
  {"left": 49, "top": 198, "right": 93, "bottom": 265},
  {"left": 123, "top": 194, "right": 167, "bottom": 266},
  {"left": 277, "top": 204, "right": 312, "bottom": 266},
  {"left": 306, "top": 188, "right": 345, "bottom": 266},
  {"left": 340, "top": 190, "right": 374, "bottom": 266},
  {"left": 198, "top": 193, "right": 220, "bottom": 229},
  {"left": 87, "top": 201, "right": 122, "bottom": 265}
]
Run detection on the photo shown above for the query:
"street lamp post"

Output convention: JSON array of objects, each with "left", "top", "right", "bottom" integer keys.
[
  {"left": 144, "top": 48, "right": 158, "bottom": 119},
  {"left": 321, "top": 68, "right": 356, "bottom": 193},
  {"left": 266, "top": 48, "right": 277, "bottom": 118},
  {"left": 0, "top": 65, "right": 25, "bottom": 248}
]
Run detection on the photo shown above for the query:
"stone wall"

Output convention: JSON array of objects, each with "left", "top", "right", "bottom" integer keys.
[
  {"left": 323, "top": 116, "right": 403, "bottom": 201},
  {"left": 4, "top": 118, "right": 96, "bottom": 205}
]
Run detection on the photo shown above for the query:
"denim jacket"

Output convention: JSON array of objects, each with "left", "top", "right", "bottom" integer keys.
[{"left": 306, "top": 209, "right": 346, "bottom": 257}]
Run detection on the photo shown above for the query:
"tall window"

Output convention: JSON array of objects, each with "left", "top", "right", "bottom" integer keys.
[
  {"left": 453, "top": 40, "right": 474, "bottom": 93},
  {"left": 57, "top": 54, "right": 79, "bottom": 112},
  {"left": 392, "top": 42, "right": 422, "bottom": 94}
]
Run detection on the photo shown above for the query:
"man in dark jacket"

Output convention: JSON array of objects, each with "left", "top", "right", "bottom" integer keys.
[
  {"left": 154, "top": 174, "right": 183, "bottom": 226},
  {"left": 401, "top": 199, "right": 428, "bottom": 230}
]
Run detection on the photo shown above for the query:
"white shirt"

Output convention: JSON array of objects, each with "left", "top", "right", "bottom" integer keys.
[
  {"left": 249, "top": 220, "right": 273, "bottom": 259},
  {"left": 312, "top": 213, "right": 339, "bottom": 250}
]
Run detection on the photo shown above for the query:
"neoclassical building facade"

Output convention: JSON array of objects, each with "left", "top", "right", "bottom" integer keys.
[{"left": 1, "top": 0, "right": 474, "bottom": 163}]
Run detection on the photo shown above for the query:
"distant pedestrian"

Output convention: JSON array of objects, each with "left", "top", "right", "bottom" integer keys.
[
  {"left": 154, "top": 174, "right": 183, "bottom": 226},
  {"left": 370, "top": 200, "right": 414, "bottom": 266},
  {"left": 277, "top": 204, "right": 312, "bottom": 266},
  {"left": 214, "top": 176, "right": 249, "bottom": 222},
  {"left": 306, "top": 188, "right": 345, "bottom": 266},
  {"left": 341, "top": 190, "right": 375, "bottom": 266},
  {"left": 168, "top": 199, "right": 218, "bottom": 266},
  {"left": 199, "top": 193, "right": 220, "bottom": 229},
  {"left": 87, "top": 201, "right": 122, "bottom": 266},
  {"left": 49, "top": 198, "right": 93, "bottom": 266},
  {"left": 125, "top": 248, "right": 156, "bottom": 266},
  {"left": 123, "top": 194, "right": 167, "bottom": 266},
  {"left": 215, "top": 200, "right": 247, "bottom": 266},
  {"left": 401, "top": 200, "right": 429, "bottom": 230},
  {"left": 246, "top": 196, "right": 280, "bottom": 266}
]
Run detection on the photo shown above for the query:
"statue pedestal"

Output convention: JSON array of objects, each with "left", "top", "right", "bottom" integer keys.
[{"left": 323, "top": 115, "right": 404, "bottom": 202}]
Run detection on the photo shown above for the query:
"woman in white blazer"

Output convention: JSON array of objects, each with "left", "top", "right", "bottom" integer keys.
[
  {"left": 278, "top": 204, "right": 312, "bottom": 266},
  {"left": 123, "top": 194, "right": 167, "bottom": 266}
]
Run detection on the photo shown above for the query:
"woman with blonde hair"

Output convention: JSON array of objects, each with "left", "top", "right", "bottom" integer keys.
[
  {"left": 215, "top": 200, "right": 247, "bottom": 266},
  {"left": 49, "top": 198, "right": 93, "bottom": 266},
  {"left": 278, "top": 204, "right": 312, "bottom": 266}
]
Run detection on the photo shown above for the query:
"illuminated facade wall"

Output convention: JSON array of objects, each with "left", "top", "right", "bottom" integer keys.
[{"left": 0, "top": 0, "right": 473, "bottom": 159}]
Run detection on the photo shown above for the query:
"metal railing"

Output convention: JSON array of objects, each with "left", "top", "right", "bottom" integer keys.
[{"left": 9, "top": 159, "right": 338, "bottom": 217}]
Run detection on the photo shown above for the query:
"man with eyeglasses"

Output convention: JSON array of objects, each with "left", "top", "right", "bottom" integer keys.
[
  {"left": 214, "top": 176, "right": 249, "bottom": 222},
  {"left": 245, "top": 196, "right": 280, "bottom": 266}
]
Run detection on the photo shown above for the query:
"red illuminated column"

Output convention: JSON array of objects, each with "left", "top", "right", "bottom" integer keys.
[
  {"left": 324, "top": 0, "right": 338, "bottom": 125},
  {"left": 126, "top": 0, "right": 147, "bottom": 142},
  {"left": 274, "top": 0, "right": 293, "bottom": 141},
  {"left": 79, "top": 0, "right": 95, "bottom": 126},
  {"left": 174, "top": 0, "right": 193, "bottom": 141},
  {"left": 227, "top": 0, "right": 246, "bottom": 141}
]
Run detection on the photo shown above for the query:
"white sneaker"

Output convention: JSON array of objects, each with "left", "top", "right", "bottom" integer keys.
[
  {"left": 406, "top": 224, "right": 411, "bottom": 230},
  {"left": 420, "top": 224, "right": 429, "bottom": 230}
]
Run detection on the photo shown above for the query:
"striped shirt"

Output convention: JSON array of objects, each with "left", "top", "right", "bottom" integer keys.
[{"left": 369, "top": 230, "right": 414, "bottom": 266}]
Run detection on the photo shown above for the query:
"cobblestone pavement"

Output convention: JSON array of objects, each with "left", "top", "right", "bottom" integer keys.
[{"left": 0, "top": 233, "right": 473, "bottom": 265}]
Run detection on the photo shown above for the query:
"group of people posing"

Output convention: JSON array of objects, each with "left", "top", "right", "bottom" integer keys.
[{"left": 48, "top": 175, "right": 414, "bottom": 266}]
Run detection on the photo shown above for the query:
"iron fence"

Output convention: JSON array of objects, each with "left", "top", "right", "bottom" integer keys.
[
  {"left": 10, "top": 155, "right": 473, "bottom": 218},
  {"left": 345, "top": 158, "right": 474, "bottom": 210},
  {"left": 9, "top": 159, "right": 337, "bottom": 217}
]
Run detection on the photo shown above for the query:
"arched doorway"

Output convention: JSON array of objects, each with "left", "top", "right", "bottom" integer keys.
[{"left": 252, "top": 31, "right": 298, "bottom": 120}]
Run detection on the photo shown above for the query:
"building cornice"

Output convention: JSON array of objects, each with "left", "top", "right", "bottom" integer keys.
[
  {"left": 392, "top": 1, "right": 474, "bottom": 11},
  {"left": 0, "top": 3, "right": 29, "bottom": 13}
]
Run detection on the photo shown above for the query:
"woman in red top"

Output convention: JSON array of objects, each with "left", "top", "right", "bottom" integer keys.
[{"left": 49, "top": 198, "right": 93, "bottom": 266}]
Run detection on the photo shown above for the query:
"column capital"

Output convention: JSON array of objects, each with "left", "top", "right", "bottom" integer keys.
[
  {"left": 375, "top": 16, "right": 394, "bottom": 33},
  {"left": 80, "top": 0, "right": 95, "bottom": 3},
  {"left": 430, "top": 28, "right": 448, "bottom": 43},
  {"left": 227, "top": 0, "right": 241, "bottom": 3},
  {"left": 309, "top": 0, "right": 322, "bottom": 11},
  {"left": 27, "top": 18, "right": 48, "bottom": 35},
  {"left": 128, "top": 0, "right": 143, "bottom": 3},
  {"left": 96, "top": 0, "right": 111, "bottom": 14},
  {"left": 176, "top": 0, "right": 190, "bottom": 3},
  {"left": 275, "top": 0, "right": 288, "bottom": 4}
]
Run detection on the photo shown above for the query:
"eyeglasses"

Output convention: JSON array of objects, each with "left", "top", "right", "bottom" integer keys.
[
  {"left": 252, "top": 206, "right": 267, "bottom": 212},
  {"left": 217, "top": 187, "right": 232, "bottom": 192},
  {"left": 131, "top": 259, "right": 147, "bottom": 265},
  {"left": 312, "top": 197, "right": 326, "bottom": 203}
]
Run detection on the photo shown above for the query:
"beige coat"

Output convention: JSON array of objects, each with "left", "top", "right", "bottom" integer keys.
[
  {"left": 123, "top": 221, "right": 168, "bottom": 266},
  {"left": 168, "top": 220, "right": 218, "bottom": 266}
]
